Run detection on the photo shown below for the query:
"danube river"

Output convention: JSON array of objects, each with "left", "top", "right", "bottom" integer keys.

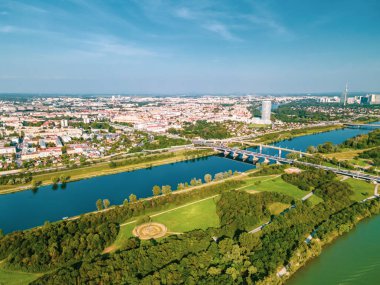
[
  {"left": 0, "top": 124, "right": 377, "bottom": 235},
  {"left": 287, "top": 214, "right": 380, "bottom": 285}
]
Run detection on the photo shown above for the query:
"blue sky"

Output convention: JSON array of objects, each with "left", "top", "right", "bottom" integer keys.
[{"left": 0, "top": 0, "right": 379, "bottom": 94}]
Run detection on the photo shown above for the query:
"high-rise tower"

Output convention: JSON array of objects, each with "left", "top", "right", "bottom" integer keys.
[
  {"left": 261, "top": 100, "right": 272, "bottom": 123},
  {"left": 340, "top": 83, "right": 348, "bottom": 106}
]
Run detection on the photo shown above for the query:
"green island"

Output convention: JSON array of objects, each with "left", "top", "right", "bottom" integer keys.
[{"left": 1, "top": 162, "right": 379, "bottom": 284}]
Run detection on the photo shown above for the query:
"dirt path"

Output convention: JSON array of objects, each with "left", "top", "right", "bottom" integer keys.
[{"left": 120, "top": 195, "right": 219, "bottom": 227}]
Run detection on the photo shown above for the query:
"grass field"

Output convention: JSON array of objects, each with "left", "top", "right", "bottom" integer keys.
[
  {"left": 344, "top": 178, "right": 375, "bottom": 201},
  {"left": 240, "top": 176, "right": 323, "bottom": 205},
  {"left": 0, "top": 267, "right": 41, "bottom": 285},
  {"left": 324, "top": 148, "right": 374, "bottom": 168},
  {"left": 110, "top": 196, "right": 220, "bottom": 251},
  {"left": 268, "top": 202, "right": 290, "bottom": 215}
]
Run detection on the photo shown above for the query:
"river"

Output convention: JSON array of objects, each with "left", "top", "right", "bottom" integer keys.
[
  {"left": 287, "top": 214, "right": 380, "bottom": 285},
  {"left": 0, "top": 124, "right": 377, "bottom": 235}
]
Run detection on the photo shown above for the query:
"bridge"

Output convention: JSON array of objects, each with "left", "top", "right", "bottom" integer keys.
[
  {"left": 194, "top": 139, "right": 309, "bottom": 157},
  {"left": 344, "top": 123, "right": 380, "bottom": 129},
  {"left": 226, "top": 140, "right": 310, "bottom": 156},
  {"left": 214, "top": 146, "right": 380, "bottom": 183}
]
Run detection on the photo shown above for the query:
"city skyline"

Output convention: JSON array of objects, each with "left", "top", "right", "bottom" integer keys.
[{"left": 1, "top": 0, "right": 380, "bottom": 94}]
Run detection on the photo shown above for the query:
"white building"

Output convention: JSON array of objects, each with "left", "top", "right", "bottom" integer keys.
[
  {"left": 0, "top": 146, "right": 16, "bottom": 156},
  {"left": 261, "top": 100, "right": 272, "bottom": 124},
  {"left": 61, "top": 119, "right": 68, "bottom": 128},
  {"left": 369, "top": 94, "right": 380, "bottom": 105}
]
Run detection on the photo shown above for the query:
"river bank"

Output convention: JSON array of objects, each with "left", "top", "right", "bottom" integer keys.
[
  {"left": 0, "top": 148, "right": 215, "bottom": 195},
  {"left": 254, "top": 124, "right": 344, "bottom": 145},
  {"left": 257, "top": 198, "right": 380, "bottom": 285}
]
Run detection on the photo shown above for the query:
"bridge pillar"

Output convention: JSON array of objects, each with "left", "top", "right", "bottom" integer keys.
[
  {"left": 278, "top": 149, "right": 282, "bottom": 157},
  {"left": 299, "top": 152, "right": 302, "bottom": 158},
  {"left": 259, "top": 145, "right": 262, "bottom": 153}
]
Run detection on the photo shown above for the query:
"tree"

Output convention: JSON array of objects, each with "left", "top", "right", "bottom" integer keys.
[
  {"left": 190, "top": 178, "right": 197, "bottom": 186},
  {"left": 129, "top": 193, "right": 137, "bottom": 203},
  {"left": 52, "top": 177, "right": 60, "bottom": 184},
  {"left": 61, "top": 145, "right": 68, "bottom": 154},
  {"left": 0, "top": 228, "right": 3, "bottom": 238},
  {"left": 32, "top": 180, "right": 41, "bottom": 188},
  {"left": 204, "top": 173, "right": 212, "bottom": 183},
  {"left": 162, "top": 185, "right": 172, "bottom": 195},
  {"left": 103, "top": 199, "right": 110, "bottom": 209},
  {"left": 152, "top": 185, "right": 161, "bottom": 196},
  {"left": 96, "top": 199, "right": 103, "bottom": 211}
]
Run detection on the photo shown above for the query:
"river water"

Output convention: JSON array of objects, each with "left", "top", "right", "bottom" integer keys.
[
  {"left": 0, "top": 123, "right": 379, "bottom": 283},
  {"left": 287, "top": 215, "right": 380, "bottom": 285},
  {"left": 0, "top": 125, "right": 377, "bottom": 234}
]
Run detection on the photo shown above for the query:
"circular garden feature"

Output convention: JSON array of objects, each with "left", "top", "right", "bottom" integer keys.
[{"left": 132, "top": 222, "right": 167, "bottom": 240}]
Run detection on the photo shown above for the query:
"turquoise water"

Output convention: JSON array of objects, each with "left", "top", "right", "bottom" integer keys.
[{"left": 287, "top": 215, "right": 380, "bottom": 285}]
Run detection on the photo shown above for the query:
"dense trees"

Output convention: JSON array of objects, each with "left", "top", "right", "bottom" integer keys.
[
  {"left": 0, "top": 172, "right": 32, "bottom": 186},
  {"left": 282, "top": 169, "right": 336, "bottom": 191},
  {"left": 0, "top": 217, "right": 118, "bottom": 272},
  {"left": 358, "top": 147, "right": 380, "bottom": 166},
  {"left": 217, "top": 191, "right": 293, "bottom": 236},
  {"left": 342, "top": 129, "right": 380, "bottom": 149},
  {"left": 249, "top": 164, "right": 288, "bottom": 177},
  {"left": 169, "top": 120, "right": 231, "bottom": 139},
  {"left": 29, "top": 174, "right": 378, "bottom": 284}
]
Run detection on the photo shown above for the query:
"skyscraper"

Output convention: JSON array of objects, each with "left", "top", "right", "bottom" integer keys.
[
  {"left": 340, "top": 83, "right": 348, "bottom": 106},
  {"left": 261, "top": 100, "right": 272, "bottom": 123}
]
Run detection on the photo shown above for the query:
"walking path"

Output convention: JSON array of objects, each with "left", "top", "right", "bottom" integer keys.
[{"left": 120, "top": 195, "right": 219, "bottom": 227}]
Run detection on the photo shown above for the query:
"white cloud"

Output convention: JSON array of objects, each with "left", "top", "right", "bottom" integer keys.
[
  {"left": 174, "top": 7, "right": 194, "bottom": 20},
  {"left": 0, "top": 25, "right": 16, "bottom": 33},
  {"left": 246, "top": 15, "right": 292, "bottom": 38},
  {"left": 203, "top": 23, "right": 240, "bottom": 41},
  {"left": 73, "top": 36, "right": 157, "bottom": 57}
]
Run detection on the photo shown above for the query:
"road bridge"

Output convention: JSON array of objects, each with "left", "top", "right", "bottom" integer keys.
[
  {"left": 215, "top": 146, "right": 380, "bottom": 183},
  {"left": 227, "top": 140, "right": 310, "bottom": 156},
  {"left": 344, "top": 123, "right": 380, "bottom": 129}
]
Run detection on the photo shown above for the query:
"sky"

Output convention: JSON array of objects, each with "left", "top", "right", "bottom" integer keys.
[{"left": 0, "top": 0, "right": 379, "bottom": 94}]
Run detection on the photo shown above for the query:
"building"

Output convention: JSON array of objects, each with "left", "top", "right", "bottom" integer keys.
[
  {"left": 61, "top": 119, "right": 68, "bottom": 128},
  {"left": 261, "top": 100, "right": 272, "bottom": 123},
  {"left": 83, "top": 117, "right": 91, "bottom": 124},
  {"left": 368, "top": 94, "right": 380, "bottom": 105},
  {"left": 0, "top": 146, "right": 16, "bottom": 156},
  {"left": 340, "top": 83, "right": 348, "bottom": 105}
]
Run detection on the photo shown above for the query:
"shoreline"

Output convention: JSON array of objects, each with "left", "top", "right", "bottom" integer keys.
[
  {"left": 0, "top": 124, "right": 351, "bottom": 196},
  {"left": 283, "top": 211, "right": 380, "bottom": 284},
  {"left": 254, "top": 124, "right": 344, "bottom": 145},
  {"left": 257, "top": 199, "right": 380, "bottom": 284},
  {"left": 0, "top": 149, "right": 216, "bottom": 195}
]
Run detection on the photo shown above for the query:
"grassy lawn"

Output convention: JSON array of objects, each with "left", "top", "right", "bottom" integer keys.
[
  {"left": 324, "top": 147, "right": 378, "bottom": 161},
  {"left": 110, "top": 196, "right": 220, "bottom": 251},
  {"left": 345, "top": 178, "right": 375, "bottom": 201},
  {"left": 240, "top": 176, "right": 323, "bottom": 205},
  {"left": 0, "top": 267, "right": 41, "bottom": 285},
  {"left": 268, "top": 202, "right": 290, "bottom": 215},
  {"left": 153, "top": 197, "right": 219, "bottom": 232}
]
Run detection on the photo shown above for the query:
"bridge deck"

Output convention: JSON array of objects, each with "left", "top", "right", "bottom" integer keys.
[{"left": 216, "top": 146, "right": 380, "bottom": 183}]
